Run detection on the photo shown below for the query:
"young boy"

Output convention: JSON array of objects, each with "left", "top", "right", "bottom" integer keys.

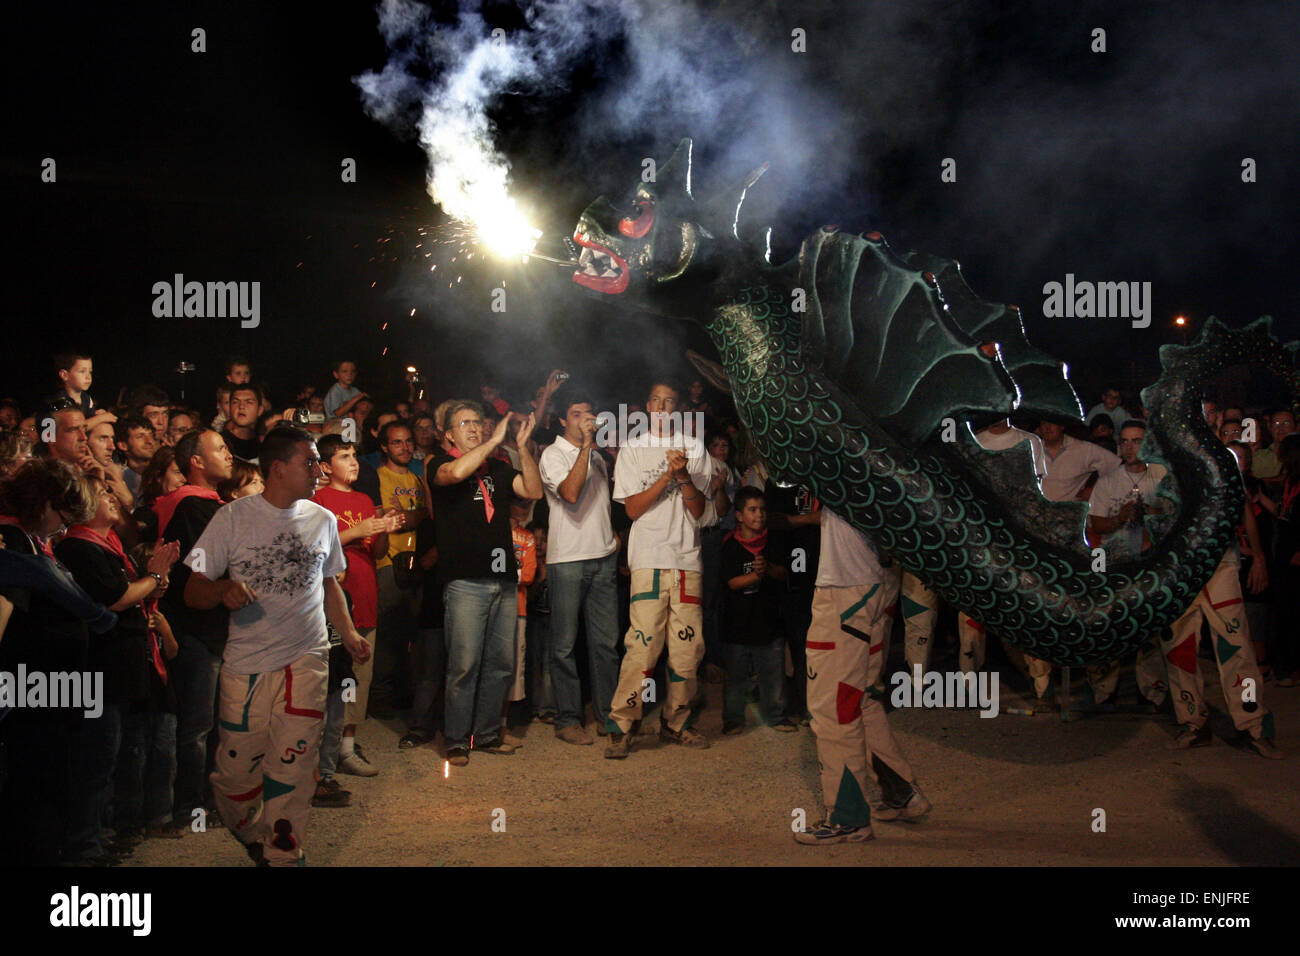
[
  {"left": 53, "top": 352, "right": 114, "bottom": 432},
  {"left": 720, "top": 487, "right": 798, "bottom": 734},
  {"left": 324, "top": 360, "right": 367, "bottom": 421},
  {"left": 313, "top": 434, "right": 399, "bottom": 782}
]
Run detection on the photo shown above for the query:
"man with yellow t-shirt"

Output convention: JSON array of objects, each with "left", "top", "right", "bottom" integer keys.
[{"left": 370, "top": 420, "right": 428, "bottom": 718}]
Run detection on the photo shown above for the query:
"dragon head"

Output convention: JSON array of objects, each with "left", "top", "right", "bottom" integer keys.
[{"left": 570, "top": 138, "right": 763, "bottom": 318}]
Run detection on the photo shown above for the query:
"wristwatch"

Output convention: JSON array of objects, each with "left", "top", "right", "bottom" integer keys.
[{"left": 148, "top": 572, "right": 166, "bottom": 590}]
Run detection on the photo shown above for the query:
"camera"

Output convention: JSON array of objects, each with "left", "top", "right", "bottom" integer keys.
[
  {"left": 176, "top": 361, "right": 196, "bottom": 373},
  {"left": 292, "top": 408, "right": 325, "bottom": 426}
]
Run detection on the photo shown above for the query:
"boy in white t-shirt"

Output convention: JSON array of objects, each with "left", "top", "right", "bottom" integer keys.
[
  {"left": 605, "top": 382, "right": 712, "bottom": 758},
  {"left": 184, "top": 425, "right": 371, "bottom": 866}
]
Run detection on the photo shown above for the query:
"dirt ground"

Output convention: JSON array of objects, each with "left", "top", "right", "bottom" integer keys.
[{"left": 124, "top": 647, "right": 1300, "bottom": 867}]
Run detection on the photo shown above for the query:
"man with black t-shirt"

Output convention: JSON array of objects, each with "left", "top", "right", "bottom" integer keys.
[
  {"left": 157, "top": 428, "right": 234, "bottom": 821},
  {"left": 222, "top": 385, "right": 263, "bottom": 463},
  {"left": 430, "top": 400, "right": 542, "bottom": 766}
]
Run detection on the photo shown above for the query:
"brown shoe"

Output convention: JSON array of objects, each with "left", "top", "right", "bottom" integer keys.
[
  {"left": 660, "top": 725, "right": 710, "bottom": 749},
  {"left": 604, "top": 732, "right": 631, "bottom": 759},
  {"left": 556, "top": 725, "right": 594, "bottom": 746},
  {"left": 311, "top": 780, "right": 351, "bottom": 807}
]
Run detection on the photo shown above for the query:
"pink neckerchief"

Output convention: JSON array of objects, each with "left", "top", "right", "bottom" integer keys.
[
  {"left": 64, "top": 524, "right": 167, "bottom": 684},
  {"left": 152, "top": 484, "right": 223, "bottom": 544},
  {"left": 0, "top": 514, "right": 53, "bottom": 557},
  {"left": 446, "top": 446, "right": 495, "bottom": 524}
]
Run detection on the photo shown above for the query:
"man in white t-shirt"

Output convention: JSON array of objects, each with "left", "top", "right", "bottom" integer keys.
[
  {"left": 538, "top": 392, "right": 619, "bottom": 746},
  {"left": 795, "top": 508, "right": 930, "bottom": 845},
  {"left": 184, "top": 425, "right": 371, "bottom": 866},
  {"left": 1023, "top": 419, "right": 1120, "bottom": 705},
  {"left": 604, "top": 382, "right": 712, "bottom": 758},
  {"left": 1082, "top": 420, "right": 1171, "bottom": 709},
  {"left": 950, "top": 418, "right": 1052, "bottom": 675}
]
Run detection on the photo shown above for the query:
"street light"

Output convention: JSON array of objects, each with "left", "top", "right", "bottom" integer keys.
[{"left": 1174, "top": 314, "right": 1187, "bottom": 345}]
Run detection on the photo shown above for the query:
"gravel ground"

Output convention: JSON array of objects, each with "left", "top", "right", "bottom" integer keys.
[{"left": 122, "top": 659, "right": 1300, "bottom": 867}]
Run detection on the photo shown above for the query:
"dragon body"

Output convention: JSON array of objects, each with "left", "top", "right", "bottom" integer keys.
[{"left": 570, "top": 139, "right": 1296, "bottom": 666}]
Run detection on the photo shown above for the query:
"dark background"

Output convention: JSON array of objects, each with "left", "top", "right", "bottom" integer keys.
[{"left": 4, "top": 0, "right": 1298, "bottom": 416}]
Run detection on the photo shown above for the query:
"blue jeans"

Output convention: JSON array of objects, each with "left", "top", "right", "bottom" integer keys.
[
  {"left": 66, "top": 704, "right": 123, "bottom": 860},
  {"left": 722, "top": 640, "right": 787, "bottom": 726},
  {"left": 443, "top": 578, "right": 516, "bottom": 750},
  {"left": 115, "top": 710, "right": 177, "bottom": 829},
  {"left": 548, "top": 553, "right": 620, "bottom": 730},
  {"left": 374, "top": 565, "right": 419, "bottom": 704},
  {"left": 701, "top": 527, "right": 726, "bottom": 667},
  {"left": 171, "top": 631, "right": 222, "bottom": 818},
  {"left": 319, "top": 685, "right": 347, "bottom": 777},
  {"left": 526, "top": 613, "right": 555, "bottom": 717},
  {"left": 408, "top": 627, "right": 446, "bottom": 736}
]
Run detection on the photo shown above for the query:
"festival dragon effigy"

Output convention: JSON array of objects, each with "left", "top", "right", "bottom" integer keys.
[{"left": 568, "top": 139, "right": 1297, "bottom": 667}]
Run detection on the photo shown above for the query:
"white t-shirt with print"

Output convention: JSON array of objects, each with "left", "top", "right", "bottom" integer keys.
[
  {"left": 612, "top": 431, "right": 711, "bottom": 572},
  {"left": 188, "top": 494, "right": 347, "bottom": 675},
  {"left": 539, "top": 435, "right": 618, "bottom": 565}
]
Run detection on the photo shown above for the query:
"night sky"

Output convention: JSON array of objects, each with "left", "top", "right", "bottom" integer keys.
[{"left": 6, "top": 0, "right": 1298, "bottom": 417}]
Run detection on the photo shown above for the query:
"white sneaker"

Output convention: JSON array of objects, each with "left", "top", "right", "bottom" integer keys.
[
  {"left": 873, "top": 785, "right": 932, "bottom": 822},
  {"left": 338, "top": 750, "right": 379, "bottom": 777}
]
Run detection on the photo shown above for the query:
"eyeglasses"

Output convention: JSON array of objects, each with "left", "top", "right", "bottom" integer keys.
[{"left": 455, "top": 419, "right": 483, "bottom": 430}]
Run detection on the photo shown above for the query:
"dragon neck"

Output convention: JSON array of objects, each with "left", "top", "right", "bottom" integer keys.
[{"left": 703, "top": 277, "right": 1270, "bottom": 665}]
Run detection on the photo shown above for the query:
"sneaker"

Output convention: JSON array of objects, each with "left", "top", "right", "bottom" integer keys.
[
  {"left": 660, "top": 725, "right": 710, "bottom": 749},
  {"left": 722, "top": 721, "right": 744, "bottom": 736},
  {"left": 339, "top": 750, "right": 379, "bottom": 777},
  {"left": 311, "top": 781, "right": 351, "bottom": 808},
  {"left": 771, "top": 718, "right": 799, "bottom": 733},
  {"left": 556, "top": 725, "right": 594, "bottom": 746},
  {"left": 873, "top": 785, "right": 932, "bottom": 822},
  {"left": 1245, "top": 735, "right": 1283, "bottom": 759},
  {"left": 1173, "top": 725, "right": 1213, "bottom": 749},
  {"left": 447, "top": 747, "right": 470, "bottom": 766},
  {"left": 793, "top": 820, "right": 873, "bottom": 845},
  {"left": 604, "top": 732, "right": 631, "bottom": 759},
  {"left": 501, "top": 731, "right": 525, "bottom": 749},
  {"left": 399, "top": 729, "right": 433, "bottom": 750},
  {"left": 472, "top": 737, "right": 517, "bottom": 755}
]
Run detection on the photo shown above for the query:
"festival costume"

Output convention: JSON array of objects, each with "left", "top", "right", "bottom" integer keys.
[
  {"left": 1160, "top": 551, "right": 1273, "bottom": 740},
  {"left": 212, "top": 652, "right": 329, "bottom": 865},
  {"left": 807, "top": 511, "right": 917, "bottom": 826},
  {"left": 608, "top": 429, "right": 711, "bottom": 735}
]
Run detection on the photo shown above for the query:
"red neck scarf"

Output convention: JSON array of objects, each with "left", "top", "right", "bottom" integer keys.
[
  {"left": 724, "top": 528, "right": 769, "bottom": 556},
  {"left": 447, "top": 446, "right": 494, "bottom": 524},
  {"left": 64, "top": 524, "right": 167, "bottom": 684},
  {"left": 0, "top": 514, "right": 53, "bottom": 557},
  {"left": 153, "top": 484, "right": 223, "bottom": 543}
]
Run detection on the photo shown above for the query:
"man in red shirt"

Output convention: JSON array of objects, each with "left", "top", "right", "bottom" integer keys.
[{"left": 313, "top": 434, "right": 400, "bottom": 785}]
